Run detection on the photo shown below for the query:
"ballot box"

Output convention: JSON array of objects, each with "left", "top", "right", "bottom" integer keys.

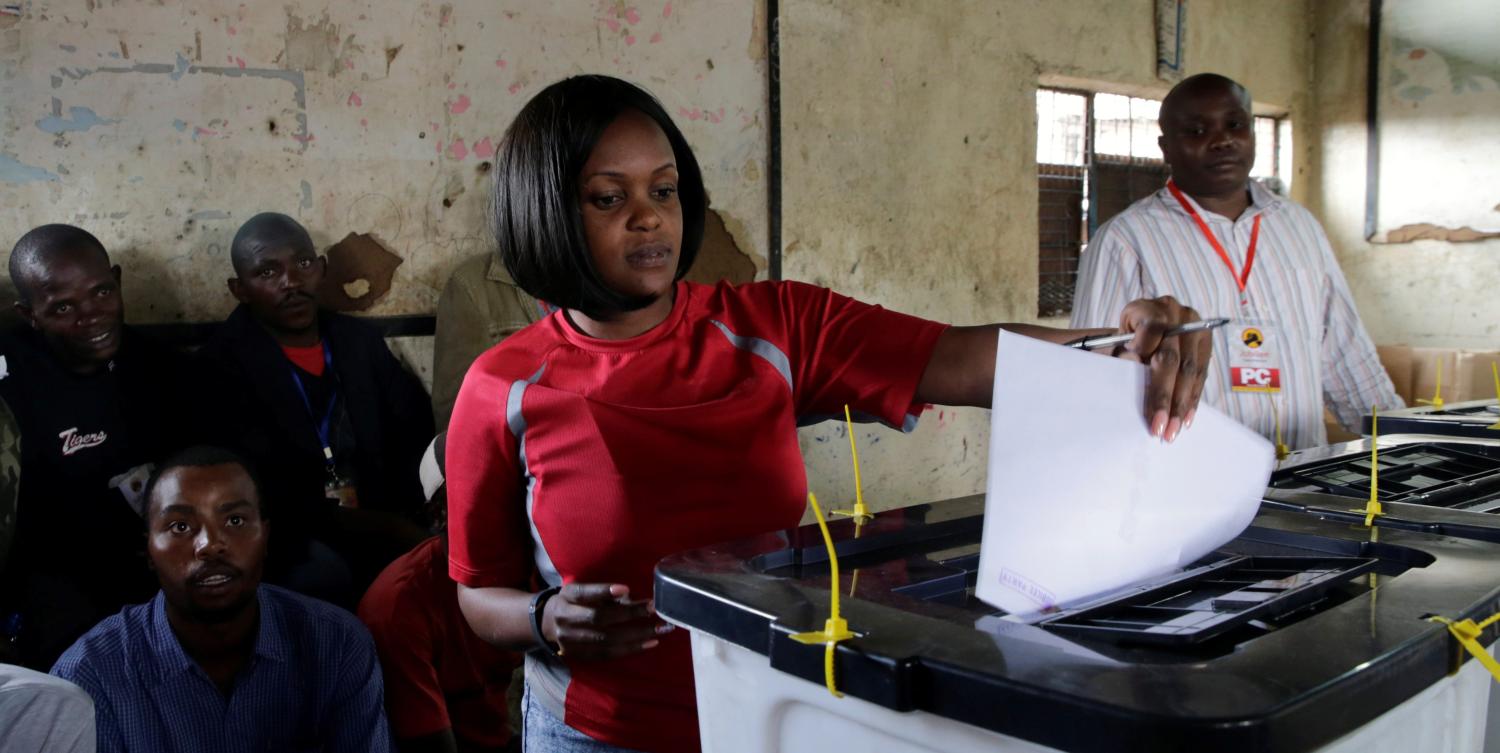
[
  {"left": 1361, "top": 400, "right": 1500, "bottom": 440},
  {"left": 655, "top": 496, "right": 1500, "bottom": 753},
  {"left": 1265, "top": 435, "right": 1500, "bottom": 752},
  {"left": 1265, "top": 436, "right": 1500, "bottom": 542}
]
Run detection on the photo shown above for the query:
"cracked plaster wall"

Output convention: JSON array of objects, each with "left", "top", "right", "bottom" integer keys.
[
  {"left": 11, "top": 0, "right": 1432, "bottom": 523},
  {"left": 1307, "top": 2, "right": 1500, "bottom": 351},
  {"left": 0, "top": 0, "right": 768, "bottom": 325}
]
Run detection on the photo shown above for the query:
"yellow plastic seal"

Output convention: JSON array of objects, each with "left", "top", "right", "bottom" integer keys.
[
  {"left": 1355, "top": 408, "right": 1383, "bottom": 527},
  {"left": 1487, "top": 363, "right": 1499, "bottom": 432},
  {"left": 1427, "top": 612, "right": 1500, "bottom": 684},
  {"left": 789, "top": 492, "right": 857, "bottom": 698},
  {"left": 831, "top": 406, "right": 873, "bottom": 524},
  {"left": 830, "top": 405, "right": 873, "bottom": 596},
  {"left": 1272, "top": 396, "right": 1290, "bottom": 461},
  {"left": 1417, "top": 356, "right": 1445, "bottom": 409}
]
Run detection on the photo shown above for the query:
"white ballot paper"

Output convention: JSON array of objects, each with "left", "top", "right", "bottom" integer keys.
[{"left": 975, "top": 330, "right": 1274, "bottom": 620}]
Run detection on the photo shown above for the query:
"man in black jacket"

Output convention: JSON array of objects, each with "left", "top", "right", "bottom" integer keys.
[
  {"left": 0, "top": 224, "right": 196, "bottom": 668},
  {"left": 198, "top": 213, "right": 431, "bottom": 605}
]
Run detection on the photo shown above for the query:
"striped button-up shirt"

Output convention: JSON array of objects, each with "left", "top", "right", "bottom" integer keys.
[
  {"left": 51, "top": 585, "right": 393, "bottom": 753},
  {"left": 1071, "top": 180, "right": 1402, "bottom": 449}
]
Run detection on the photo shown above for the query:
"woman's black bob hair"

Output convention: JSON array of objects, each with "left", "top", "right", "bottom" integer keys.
[{"left": 491, "top": 75, "right": 706, "bottom": 319}]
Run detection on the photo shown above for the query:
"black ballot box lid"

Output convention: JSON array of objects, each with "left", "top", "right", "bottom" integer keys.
[
  {"left": 1361, "top": 398, "right": 1500, "bottom": 439},
  {"left": 655, "top": 495, "right": 1500, "bottom": 753},
  {"left": 1267, "top": 435, "right": 1500, "bottom": 542}
]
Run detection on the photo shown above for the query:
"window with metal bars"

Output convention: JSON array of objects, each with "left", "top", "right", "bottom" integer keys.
[{"left": 1036, "top": 87, "right": 1284, "bottom": 318}]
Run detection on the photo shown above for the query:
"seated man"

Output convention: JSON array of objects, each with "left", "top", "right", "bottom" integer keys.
[
  {"left": 0, "top": 663, "right": 95, "bottom": 753},
  {"left": 1071, "top": 73, "right": 1401, "bottom": 449},
  {"left": 198, "top": 213, "right": 432, "bottom": 602},
  {"left": 431, "top": 253, "right": 543, "bottom": 430},
  {"left": 358, "top": 433, "right": 522, "bottom": 753},
  {"left": 51, "top": 446, "right": 392, "bottom": 753},
  {"left": 0, "top": 224, "right": 195, "bottom": 669}
]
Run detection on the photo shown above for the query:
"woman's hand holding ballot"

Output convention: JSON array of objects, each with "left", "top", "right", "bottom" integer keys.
[
  {"left": 915, "top": 295, "right": 1211, "bottom": 443},
  {"left": 1110, "top": 296, "right": 1213, "bottom": 442}
]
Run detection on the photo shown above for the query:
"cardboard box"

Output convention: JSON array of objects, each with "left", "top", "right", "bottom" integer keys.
[
  {"left": 1325, "top": 410, "right": 1360, "bottom": 443},
  {"left": 1407, "top": 348, "right": 1500, "bottom": 405},
  {"left": 1375, "top": 345, "right": 1499, "bottom": 405},
  {"left": 1455, "top": 351, "right": 1499, "bottom": 402},
  {"left": 1323, "top": 345, "right": 1497, "bottom": 442},
  {"left": 1377, "top": 345, "right": 1415, "bottom": 403}
]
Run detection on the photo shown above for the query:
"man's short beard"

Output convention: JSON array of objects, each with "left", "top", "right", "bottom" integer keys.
[{"left": 183, "top": 590, "right": 257, "bottom": 625}]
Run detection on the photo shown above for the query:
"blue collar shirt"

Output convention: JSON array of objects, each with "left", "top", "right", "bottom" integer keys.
[{"left": 51, "top": 584, "right": 393, "bottom": 753}]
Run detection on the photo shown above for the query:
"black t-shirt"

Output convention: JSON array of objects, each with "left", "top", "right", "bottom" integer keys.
[{"left": 0, "top": 326, "right": 196, "bottom": 664}]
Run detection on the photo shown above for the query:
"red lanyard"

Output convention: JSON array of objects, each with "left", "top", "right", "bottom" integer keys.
[{"left": 1167, "top": 179, "right": 1260, "bottom": 297}]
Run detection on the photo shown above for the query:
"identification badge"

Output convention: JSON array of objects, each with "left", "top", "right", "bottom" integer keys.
[
  {"left": 1227, "top": 322, "right": 1283, "bottom": 393},
  {"left": 109, "top": 463, "right": 156, "bottom": 518},
  {"left": 324, "top": 472, "right": 360, "bottom": 508}
]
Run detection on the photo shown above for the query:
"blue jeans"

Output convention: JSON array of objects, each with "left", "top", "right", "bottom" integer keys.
[{"left": 522, "top": 684, "right": 650, "bottom": 753}]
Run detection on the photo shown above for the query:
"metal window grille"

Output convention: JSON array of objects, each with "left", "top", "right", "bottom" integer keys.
[{"left": 1037, "top": 89, "right": 1088, "bottom": 318}]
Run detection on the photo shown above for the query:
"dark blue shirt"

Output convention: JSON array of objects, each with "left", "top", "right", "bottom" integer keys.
[{"left": 51, "top": 585, "right": 393, "bottom": 753}]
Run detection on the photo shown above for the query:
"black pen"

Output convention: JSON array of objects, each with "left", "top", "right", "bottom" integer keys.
[{"left": 1068, "top": 318, "right": 1230, "bottom": 350}]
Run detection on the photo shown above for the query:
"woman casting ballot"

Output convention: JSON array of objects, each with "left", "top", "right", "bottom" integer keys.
[{"left": 448, "top": 75, "right": 1213, "bottom": 753}]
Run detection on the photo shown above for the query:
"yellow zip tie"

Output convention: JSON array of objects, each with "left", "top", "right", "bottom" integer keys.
[
  {"left": 831, "top": 406, "right": 873, "bottom": 524},
  {"left": 830, "top": 405, "right": 872, "bottom": 596},
  {"left": 1272, "top": 395, "right": 1290, "bottom": 460},
  {"left": 1427, "top": 612, "right": 1500, "bottom": 684},
  {"left": 1358, "top": 408, "right": 1383, "bottom": 527},
  {"left": 1417, "top": 356, "right": 1445, "bottom": 409},
  {"left": 848, "top": 516, "right": 865, "bottom": 598},
  {"left": 1488, "top": 363, "right": 1500, "bottom": 431},
  {"left": 789, "top": 492, "right": 856, "bottom": 698}
]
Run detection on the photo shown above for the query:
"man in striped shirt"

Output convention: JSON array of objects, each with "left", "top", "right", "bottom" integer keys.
[{"left": 1072, "top": 73, "right": 1401, "bottom": 449}]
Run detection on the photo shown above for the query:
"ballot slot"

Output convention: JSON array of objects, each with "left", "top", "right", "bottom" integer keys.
[
  {"left": 1032, "top": 555, "right": 1377, "bottom": 646},
  {"left": 1271, "top": 442, "right": 1500, "bottom": 512}
]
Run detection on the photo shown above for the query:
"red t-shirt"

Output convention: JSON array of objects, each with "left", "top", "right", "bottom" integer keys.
[
  {"left": 280, "top": 342, "right": 325, "bottom": 376},
  {"left": 446, "top": 280, "right": 947, "bottom": 753},
  {"left": 357, "top": 536, "right": 521, "bottom": 747}
]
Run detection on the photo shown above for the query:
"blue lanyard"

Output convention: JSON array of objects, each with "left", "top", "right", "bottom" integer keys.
[{"left": 288, "top": 344, "right": 338, "bottom": 470}]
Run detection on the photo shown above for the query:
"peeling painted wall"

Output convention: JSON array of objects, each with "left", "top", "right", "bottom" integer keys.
[
  {"left": 0, "top": 0, "right": 768, "bottom": 323},
  {"left": 782, "top": 0, "right": 1316, "bottom": 514},
  {"left": 6, "top": 0, "right": 1405, "bottom": 524},
  {"left": 1308, "top": 2, "right": 1500, "bottom": 351},
  {"left": 1369, "top": 0, "right": 1500, "bottom": 241}
]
